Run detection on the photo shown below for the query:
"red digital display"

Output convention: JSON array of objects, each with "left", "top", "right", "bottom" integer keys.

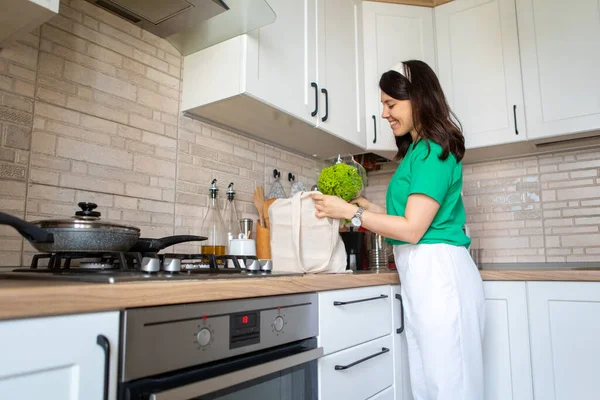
[{"left": 241, "top": 315, "right": 249, "bottom": 324}]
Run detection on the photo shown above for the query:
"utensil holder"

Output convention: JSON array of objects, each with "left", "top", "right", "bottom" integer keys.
[{"left": 256, "top": 223, "right": 271, "bottom": 260}]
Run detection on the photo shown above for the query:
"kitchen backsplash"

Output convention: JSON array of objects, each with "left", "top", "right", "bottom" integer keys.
[
  {"left": 0, "top": 0, "right": 322, "bottom": 266},
  {"left": 2, "top": 0, "right": 598, "bottom": 267},
  {"left": 365, "top": 147, "right": 600, "bottom": 263}
]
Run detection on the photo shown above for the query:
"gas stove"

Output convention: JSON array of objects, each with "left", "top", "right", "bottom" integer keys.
[{"left": 0, "top": 251, "right": 301, "bottom": 283}]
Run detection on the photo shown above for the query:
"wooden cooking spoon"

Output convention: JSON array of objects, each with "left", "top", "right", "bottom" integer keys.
[{"left": 253, "top": 186, "right": 265, "bottom": 227}]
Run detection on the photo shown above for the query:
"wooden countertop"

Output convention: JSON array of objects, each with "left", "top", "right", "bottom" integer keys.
[
  {"left": 2, "top": 267, "right": 600, "bottom": 321},
  {"left": 0, "top": 272, "right": 400, "bottom": 321}
]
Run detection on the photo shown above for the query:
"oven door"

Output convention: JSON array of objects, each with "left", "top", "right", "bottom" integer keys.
[{"left": 120, "top": 338, "right": 321, "bottom": 400}]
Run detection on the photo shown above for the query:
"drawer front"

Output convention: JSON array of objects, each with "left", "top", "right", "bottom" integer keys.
[
  {"left": 319, "top": 335, "right": 394, "bottom": 400},
  {"left": 318, "top": 285, "right": 392, "bottom": 354},
  {"left": 368, "top": 386, "right": 394, "bottom": 400}
]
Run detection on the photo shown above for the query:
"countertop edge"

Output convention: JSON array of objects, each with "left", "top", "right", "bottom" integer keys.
[
  {"left": 0, "top": 272, "right": 400, "bottom": 321},
  {"left": 3, "top": 268, "right": 600, "bottom": 321}
]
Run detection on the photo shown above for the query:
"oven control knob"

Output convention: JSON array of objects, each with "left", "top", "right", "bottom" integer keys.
[
  {"left": 196, "top": 328, "right": 211, "bottom": 347},
  {"left": 273, "top": 316, "right": 284, "bottom": 332}
]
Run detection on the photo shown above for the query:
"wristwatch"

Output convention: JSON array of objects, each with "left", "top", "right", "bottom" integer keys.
[{"left": 351, "top": 207, "right": 365, "bottom": 227}]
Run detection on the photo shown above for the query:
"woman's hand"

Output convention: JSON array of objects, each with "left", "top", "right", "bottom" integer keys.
[
  {"left": 351, "top": 196, "right": 372, "bottom": 210},
  {"left": 311, "top": 194, "right": 358, "bottom": 220},
  {"left": 351, "top": 196, "right": 386, "bottom": 214}
]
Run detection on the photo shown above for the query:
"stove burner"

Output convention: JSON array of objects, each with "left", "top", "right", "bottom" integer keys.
[
  {"left": 7, "top": 250, "right": 285, "bottom": 283},
  {"left": 78, "top": 262, "right": 117, "bottom": 270},
  {"left": 30, "top": 251, "right": 141, "bottom": 270}
]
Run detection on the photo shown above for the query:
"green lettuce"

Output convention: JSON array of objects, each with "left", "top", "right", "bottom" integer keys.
[{"left": 317, "top": 163, "right": 363, "bottom": 201}]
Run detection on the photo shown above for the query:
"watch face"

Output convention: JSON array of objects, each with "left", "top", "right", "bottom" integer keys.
[{"left": 351, "top": 217, "right": 361, "bottom": 226}]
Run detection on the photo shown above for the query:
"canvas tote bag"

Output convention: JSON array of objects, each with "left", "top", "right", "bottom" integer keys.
[{"left": 268, "top": 191, "right": 347, "bottom": 274}]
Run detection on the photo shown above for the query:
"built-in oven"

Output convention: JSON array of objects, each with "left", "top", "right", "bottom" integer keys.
[{"left": 119, "top": 293, "right": 320, "bottom": 400}]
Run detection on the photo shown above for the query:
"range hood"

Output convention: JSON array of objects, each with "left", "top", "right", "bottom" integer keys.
[{"left": 84, "top": 0, "right": 276, "bottom": 55}]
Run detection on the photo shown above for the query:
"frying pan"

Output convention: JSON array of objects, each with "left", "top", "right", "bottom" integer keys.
[
  {"left": 0, "top": 203, "right": 208, "bottom": 254},
  {"left": 0, "top": 202, "right": 141, "bottom": 253},
  {"left": 129, "top": 235, "right": 207, "bottom": 255}
]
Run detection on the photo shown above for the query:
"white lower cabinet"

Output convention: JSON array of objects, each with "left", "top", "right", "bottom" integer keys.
[
  {"left": 318, "top": 285, "right": 392, "bottom": 355},
  {"left": 391, "top": 284, "right": 412, "bottom": 400},
  {"left": 527, "top": 282, "right": 600, "bottom": 400},
  {"left": 482, "top": 281, "right": 533, "bottom": 400},
  {"left": 319, "top": 335, "right": 394, "bottom": 400},
  {"left": 0, "top": 311, "right": 120, "bottom": 400},
  {"left": 368, "top": 386, "right": 395, "bottom": 400},
  {"left": 318, "top": 284, "right": 408, "bottom": 400}
]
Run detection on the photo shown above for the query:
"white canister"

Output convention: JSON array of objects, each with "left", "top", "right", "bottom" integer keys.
[{"left": 229, "top": 233, "right": 257, "bottom": 256}]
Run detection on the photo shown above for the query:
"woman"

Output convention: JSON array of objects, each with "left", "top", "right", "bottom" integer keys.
[{"left": 312, "top": 60, "right": 485, "bottom": 400}]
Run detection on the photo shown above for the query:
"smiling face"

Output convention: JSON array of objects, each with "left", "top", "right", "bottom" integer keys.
[{"left": 381, "top": 91, "right": 416, "bottom": 140}]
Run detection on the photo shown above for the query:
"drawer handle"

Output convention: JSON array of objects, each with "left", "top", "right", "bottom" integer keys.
[
  {"left": 513, "top": 105, "right": 519, "bottom": 135},
  {"left": 396, "top": 293, "right": 405, "bottom": 334},
  {"left": 335, "top": 347, "right": 390, "bottom": 371},
  {"left": 311, "top": 82, "right": 319, "bottom": 117},
  {"left": 96, "top": 334, "right": 110, "bottom": 400},
  {"left": 372, "top": 115, "right": 377, "bottom": 143},
  {"left": 321, "top": 87, "right": 329, "bottom": 122},
  {"left": 333, "top": 294, "right": 388, "bottom": 306}
]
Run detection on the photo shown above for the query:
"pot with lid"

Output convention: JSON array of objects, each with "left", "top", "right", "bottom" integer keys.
[{"left": 0, "top": 202, "right": 141, "bottom": 252}]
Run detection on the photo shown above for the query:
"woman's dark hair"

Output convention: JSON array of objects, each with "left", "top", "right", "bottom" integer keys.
[{"left": 379, "top": 60, "right": 465, "bottom": 162}]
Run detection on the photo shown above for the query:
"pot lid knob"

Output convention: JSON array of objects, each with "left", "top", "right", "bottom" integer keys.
[{"left": 76, "top": 202, "right": 101, "bottom": 218}]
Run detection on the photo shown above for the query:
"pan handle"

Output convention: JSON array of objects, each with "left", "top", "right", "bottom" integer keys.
[
  {"left": 129, "top": 235, "right": 207, "bottom": 253},
  {"left": 0, "top": 212, "right": 54, "bottom": 243}
]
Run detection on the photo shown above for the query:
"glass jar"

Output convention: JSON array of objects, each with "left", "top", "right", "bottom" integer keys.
[
  {"left": 201, "top": 179, "right": 227, "bottom": 256},
  {"left": 222, "top": 182, "right": 241, "bottom": 242}
]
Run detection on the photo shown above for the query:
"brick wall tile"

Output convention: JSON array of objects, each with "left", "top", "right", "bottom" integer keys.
[
  {"left": 65, "top": 61, "right": 136, "bottom": 101},
  {"left": 133, "top": 153, "right": 175, "bottom": 179},
  {"left": 60, "top": 172, "right": 125, "bottom": 195},
  {"left": 8, "top": 64, "right": 36, "bottom": 82},
  {"left": 0, "top": 42, "right": 39, "bottom": 70},
  {"left": 146, "top": 67, "right": 179, "bottom": 89},
  {"left": 99, "top": 23, "right": 156, "bottom": 56},
  {"left": 66, "top": 96, "right": 128, "bottom": 123},
  {"left": 129, "top": 114, "right": 164, "bottom": 134},
  {"left": 42, "top": 24, "right": 87, "bottom": 54},
  {"left": 56, "top": 137, "right": 133, "bottom": 169},
  {"left": 125, "top": 182, "right": 162, "bottom": 200},
  {"left": 137, "top": 87, "right": 178, "bottom": 115}
]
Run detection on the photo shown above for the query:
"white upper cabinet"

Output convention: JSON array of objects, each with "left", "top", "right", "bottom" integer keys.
[
  {"left": 516, "top": 0, "right": 600, "bottom": 140},
  {"left": 527, "top": 282, "right": 600, "bottom": 399},
  {"left": 362, "top": 2, "right": 436, "bottom": 152},
  {"left": 181, "top": 0, "right": 363, "bottom": 159},
  {"left": 244, "top": 0, "right": 317, "bottom": 124},
  {"left": 317, "top": 0, "right": 365, "bottom": 148},
  {"left": 435, "top": 0, "right": 526, "bottom": 150},
  {"left": 0, "top": 0, "right": 59, "bottom": 49},
  {"left": 0, "top": 311, "right": 120, "bottom": 400}
]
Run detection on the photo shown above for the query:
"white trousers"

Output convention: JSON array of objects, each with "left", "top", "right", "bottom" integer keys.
[{"left": 393, "top": 243, "right": 485, "bottom": 400}]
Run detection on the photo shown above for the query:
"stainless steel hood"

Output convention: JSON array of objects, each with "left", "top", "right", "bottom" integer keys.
[{"left": 84, "top": 0, "right": 276, "bottom": 55}]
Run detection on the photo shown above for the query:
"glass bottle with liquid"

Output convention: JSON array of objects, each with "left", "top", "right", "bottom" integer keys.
[
  {"left": 222, "top": 182, "right": 240, "bottom": 240},
  {"left": 201, "top": 179, "right": 227, "bottom": 256}
]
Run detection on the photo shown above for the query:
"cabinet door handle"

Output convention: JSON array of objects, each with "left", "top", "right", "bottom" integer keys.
[
  {"left": 395, "top": 293, "right": 405, "bottom": 334},
  {"left": 97, "top": 334, "right": 110, "bottom": 400},
  {"left": 335, "top": 347, "right": 390, "bottom": 371},
  {"left": 321, "top": 88, "right": 329, "bottom": 122},
  {"left": 513, "top": 105, "right": 519, "bottom": 135},
  {"left": 333, "top": 294, "right": 388, "bottom": 306},
  {"left": 372, "top": 115, "right": 377, "bottom": 143},
  {"left": 311, "top": 82, "right": 318, "bottom": 117}
]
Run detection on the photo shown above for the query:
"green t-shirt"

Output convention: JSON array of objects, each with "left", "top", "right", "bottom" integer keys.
[{"left": 386, "top": 139, "right": 470, "bottom": 248}]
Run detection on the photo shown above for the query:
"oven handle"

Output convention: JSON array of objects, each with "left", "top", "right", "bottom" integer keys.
[{"left": 149, "top": 347, "right": 324, "bottom": 400}]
